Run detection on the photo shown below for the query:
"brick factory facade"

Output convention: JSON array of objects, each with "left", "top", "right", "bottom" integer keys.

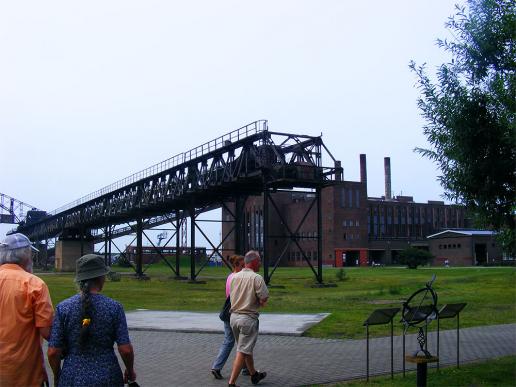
[
  {"left": 427, "top": 230, "right": 503, "bottom": 266},
  {"left": 222, "top": 154, "right": 468, "bottom": 267}
]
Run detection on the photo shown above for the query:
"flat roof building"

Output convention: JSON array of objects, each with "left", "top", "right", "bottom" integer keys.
[{"left": 427, "top": 229, "right": 502, "bottom": 266}]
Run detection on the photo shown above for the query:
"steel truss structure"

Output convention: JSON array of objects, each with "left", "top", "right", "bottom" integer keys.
[
  {"left": 17, "top": 120, "right": 342, "bottom": 283},
  {"left": 0, "top": 193, "right": 41, "bottom": 225}
]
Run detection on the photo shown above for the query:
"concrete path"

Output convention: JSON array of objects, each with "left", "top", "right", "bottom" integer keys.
[
  {"left": 126, "top": 310, "right": 330, "bottom": 336},
  {"left": 43, "top": 322, "right": 516, "bottom": 387}
]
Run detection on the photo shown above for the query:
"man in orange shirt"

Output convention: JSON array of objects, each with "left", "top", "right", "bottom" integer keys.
[{"left": 0, "top": 233, "right": 54, "bottom": 387}]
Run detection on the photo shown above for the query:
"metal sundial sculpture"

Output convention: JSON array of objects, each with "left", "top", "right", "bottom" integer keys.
[{"left": 401, "top": 275, "right": 438, "bottom": 358}]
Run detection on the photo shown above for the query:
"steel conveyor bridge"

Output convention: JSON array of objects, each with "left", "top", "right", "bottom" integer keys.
[{"left": 16, "top": 120, "right": 342, "bottom": 283}]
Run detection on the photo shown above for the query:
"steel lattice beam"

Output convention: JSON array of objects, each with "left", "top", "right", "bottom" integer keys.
[{"left": 19, "top": 122, "right": 339, "bottom": 241}]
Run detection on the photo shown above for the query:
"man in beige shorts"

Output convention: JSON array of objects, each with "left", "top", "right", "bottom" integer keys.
[{"left": 228, "top": 250, "right": 269, "bottom": 387}]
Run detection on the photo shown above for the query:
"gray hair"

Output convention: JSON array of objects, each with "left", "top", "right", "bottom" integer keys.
[
  {"left": 0, "top": 246, "right": 31, "bottom": 265},
  {"left": 244, "top": 250, "right": 260, "bottom": 264}
]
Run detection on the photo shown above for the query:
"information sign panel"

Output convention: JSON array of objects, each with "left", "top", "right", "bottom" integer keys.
[
  {"left": 438, "top": 303, "right": 467, "bottom": 319},
  {"left": 363, "top": 307, "right": 400, "bottom": 326}
]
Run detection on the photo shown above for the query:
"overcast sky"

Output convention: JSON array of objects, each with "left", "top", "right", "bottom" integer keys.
[{"left": 1, "top": 0, "right": 460, "bottom": 241}]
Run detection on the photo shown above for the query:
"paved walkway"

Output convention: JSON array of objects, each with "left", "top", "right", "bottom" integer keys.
[
  {"left": 43, "top": 322, "right": 516, "bottom": 386},
  {"left": 126, "top": 311, "right": 330, "bottom": 336}
]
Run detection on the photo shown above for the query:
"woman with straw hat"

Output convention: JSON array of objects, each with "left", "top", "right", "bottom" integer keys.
[{"left": 47, "top": 254, "right": 137, "bottom": 386}]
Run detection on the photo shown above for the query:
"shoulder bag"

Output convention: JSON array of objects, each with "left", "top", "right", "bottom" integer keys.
[{"left": 219, "top": 296, "right": 231, "bottom": 322}]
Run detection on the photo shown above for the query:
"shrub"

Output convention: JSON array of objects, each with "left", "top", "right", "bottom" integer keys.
[
  {"left": 335, "top": 268, "right": 347, "bottom": 281},
  {"left": 116, "top": 255, "right": 132, "bottom": 268},
  {"left": 398, "top": 247, "right": 433, "bottom": 269},
  {"left": 107, "top": 271, "right": 121, "bottom": 282}
]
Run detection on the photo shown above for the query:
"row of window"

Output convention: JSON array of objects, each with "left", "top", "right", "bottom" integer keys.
[
  {"left": 369, "top": 205, "right": 463, "bottom": 227},
  {"left": 343, "top": 219, "right": 360, "bottom": 227},
  {"left": 340, "top": 188, "right": 361, "bottom": 208},
  {"left": 369, "top": 205, "right": 464, "bottom": 238},
  {"left": 439, "top": 243, "right": 462, "bottom": 249},
  {"left": 297, "top": 231, "right": 318, "bottom": 239},
  {"left": 246, "top": 210, "right": 264, "bottom": 249},
  {"left": 343, "top": 233, "right": 360, "bottom": 240},
  {"left": 287, "top": 251, "right": 319, "bottom": 261}
]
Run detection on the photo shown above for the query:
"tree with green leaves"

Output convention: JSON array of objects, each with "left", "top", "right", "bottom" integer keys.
[
  {"left": 399, "top": 247, "right": 434, "bottom": 269},
  {"left": 410, "top": 0, "right": 515, "bottom": 255}
]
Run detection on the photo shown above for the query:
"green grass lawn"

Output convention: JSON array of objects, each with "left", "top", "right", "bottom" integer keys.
[
  {"left": 38, "top": 264, "right": 516, "bottom": 339},
  {"left": 317, "top": 355, "right": 516, "bottom": 387}
]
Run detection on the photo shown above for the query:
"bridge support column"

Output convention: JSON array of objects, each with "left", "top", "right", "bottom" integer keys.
[
  {"left": 136, "top": 219, "right": 143, "bottom": 277},
  {"left": 190, "top": 209, "right": 196, "bottom": 281},
  {"left": 43, "top": 237, "right": 49, "bottom": 270},
  {"left": 108, "top": 227, "right": 112, "bottom": 266},
  {"left": 175, "top": 211, "right": 182, "bottom": 278},
  {"left": 104, "top": 226, "right": 109, "bottom": 266},
  {"left": 55, "top": 239, "right": 94, "bottom": 272},
  {"left": 263, "top": 188, "right": 270, "bottom": 284},
  {"left": 317, "top": 187, "right": 323, "bottom": 284}
]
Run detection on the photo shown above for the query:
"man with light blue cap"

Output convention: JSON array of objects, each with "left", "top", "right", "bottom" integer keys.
[{"left": 0, "top": 233, "right": 54, "bottom": 387}]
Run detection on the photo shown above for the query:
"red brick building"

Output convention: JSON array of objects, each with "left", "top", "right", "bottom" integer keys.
[
  {"left": 222, "top": 154, "right": 467, "bottom": 266},
  {"left": 427, "top": 230, "right": 502, "bottom": 266}
]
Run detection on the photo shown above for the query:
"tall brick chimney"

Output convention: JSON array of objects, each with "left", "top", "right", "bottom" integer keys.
[
  {"left": 360, "top": 154, "right": 367, "bottom": 195},
  {"left": 384, "top": 157, "right": 392, "bottom": 200}
]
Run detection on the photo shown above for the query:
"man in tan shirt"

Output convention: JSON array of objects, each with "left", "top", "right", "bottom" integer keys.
[{"left": 228, "top": 250, "right": 269, "bottom": 387}]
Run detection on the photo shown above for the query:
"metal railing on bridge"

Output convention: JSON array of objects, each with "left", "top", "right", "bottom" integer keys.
[{"left": 51, "top": 120, "right": 268, "bottom": 215}]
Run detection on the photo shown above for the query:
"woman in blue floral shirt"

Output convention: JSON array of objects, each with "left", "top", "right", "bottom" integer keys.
[{"left": 48, "top": 254, "right": 137, "bottom": 386}]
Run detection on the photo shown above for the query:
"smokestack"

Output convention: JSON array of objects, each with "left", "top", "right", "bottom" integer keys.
[
  {"left": 334, "top": 160, "right": 343, "bottom": 181},
  {"left": 384, "top": 157, "right": 392, "bottom": 200},
  {"left": 359, "top": 154, "right": 367, "bottom": 195}
]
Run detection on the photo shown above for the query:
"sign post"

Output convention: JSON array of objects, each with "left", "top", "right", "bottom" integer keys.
[
  {"left": 363, "top": 307, "right": 400, "bottom": 381},
  {"left": 437, "top": 303, "right": 467, "bottom": 369}
]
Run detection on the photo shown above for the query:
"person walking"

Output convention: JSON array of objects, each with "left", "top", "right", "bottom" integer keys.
[
  {"left": 47, "top": 254, "right": 137, "bottom": 386},
  {"left": 211, "top": 254, "right": 247, "bottom": 379},
  {"left": 0, "top": 233, "right": 54, "bottom": 387},
  {"left": 227, "top": 250, "right": 269, "bottom": 387}
]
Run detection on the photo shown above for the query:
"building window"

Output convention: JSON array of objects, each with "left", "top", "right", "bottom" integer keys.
[
  {"left": 343, "top": 233, "right": 347, "bottom": 240},
  {"left": 355, "top": 189, "right": 360, "bottom": 208},
  {"left": 458, "top": 243, "right": 461, "bottom": 248},
  {"left": 348, "top": 189, "right": 353, "bottom": 208}
]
